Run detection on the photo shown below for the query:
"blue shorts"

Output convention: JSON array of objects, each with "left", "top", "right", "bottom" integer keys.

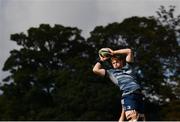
[{"left": 121, "top": 93, "right": 144, "bottom": 114}]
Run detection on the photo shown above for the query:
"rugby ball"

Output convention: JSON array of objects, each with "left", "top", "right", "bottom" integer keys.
[{"left": 98, "top": 48, "right": 111, "bottom": 57}]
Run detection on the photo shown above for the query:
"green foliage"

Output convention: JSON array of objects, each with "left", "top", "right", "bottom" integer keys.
[
  {"left": 88, "top": 16, "right": 179, "bottom": 103},
  {"left": 160, "top": 100, "right": 180, "bottom": 120},
  {"left": 0, "top": 6, "right": 179, "bottom": 121}
]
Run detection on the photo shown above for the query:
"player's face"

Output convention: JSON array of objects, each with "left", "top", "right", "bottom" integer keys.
[{"left": 111, "top": 59, "right": 123, "bottom": 69}]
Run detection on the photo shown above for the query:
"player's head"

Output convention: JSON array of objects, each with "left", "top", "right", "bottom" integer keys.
[{"left": 111, "top": 55, "right": 125, "bottom": 69}]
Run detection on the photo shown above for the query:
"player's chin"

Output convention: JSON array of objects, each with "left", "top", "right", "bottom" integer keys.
[{"left": 113, "top": 66, "right": 118, "bottom": 69}]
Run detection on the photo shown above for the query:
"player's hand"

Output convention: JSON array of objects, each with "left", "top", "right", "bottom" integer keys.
[
  {"left": 98, "top": 48, "right": 114, "bottom": 61},
  {"left": 99, "top": 54, "right": 109, "bottom": 61},
  {"left": 107, "top": 48, "right": 114, "bottom": 56}
]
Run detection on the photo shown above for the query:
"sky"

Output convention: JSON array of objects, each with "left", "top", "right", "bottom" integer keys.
[{"left": 0, "top": 0, "right": 180, "bottom": 83}]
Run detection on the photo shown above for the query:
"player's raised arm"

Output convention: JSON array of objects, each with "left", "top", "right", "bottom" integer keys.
[
  {"left": 92, "top": 62, "right": 106, "bottom": 77},
  {"left": 93, "top": 48, "right": 112, "bottom": 77},
  {"left": 112, "top": 48, "right": 133, "bottom": 62}
]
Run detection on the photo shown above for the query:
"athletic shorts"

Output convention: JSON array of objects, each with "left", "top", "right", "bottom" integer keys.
[{"left": 121, "top": 92, "right": 144, "bottom": 114}]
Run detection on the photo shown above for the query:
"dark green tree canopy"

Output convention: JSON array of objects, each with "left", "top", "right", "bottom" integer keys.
[
  {"left": 1, "top": 24, "right": 93, "bottom": 120},
  {"left": 88, "top": 16, "right": 179, "bottom": 103}
]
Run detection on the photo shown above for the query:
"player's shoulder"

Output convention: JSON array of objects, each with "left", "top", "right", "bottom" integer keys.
[{"left": 126, "top": 61, "right": 135, "bottom": 66}]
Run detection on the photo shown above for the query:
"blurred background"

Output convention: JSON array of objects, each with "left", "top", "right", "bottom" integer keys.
[{"left": 0, "top": 0, "right": 180, "bottom": 120}]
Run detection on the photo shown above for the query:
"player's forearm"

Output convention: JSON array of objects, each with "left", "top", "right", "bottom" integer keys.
[
  {"left": 113, "top": 48, "right": 133, "bottom": 62},
  {"left": 119, "top": 108, "right": 125, "bottom": 122},
  {"left": 113, "top": 48, "right": 132, "bottom": 55},
  {"left": 92, "top": 62, "right": 105, "bottom": 76},
  {"left": 119, "top": 115, "right": 125, "bottom": 122}
]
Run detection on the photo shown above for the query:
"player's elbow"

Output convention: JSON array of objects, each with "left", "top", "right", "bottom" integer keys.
[
  {"left": 93, "top": 67, "right": 101, "bottom": 76},
  {"left": 92, "top": 67, "right": 98, "bottom": 74},
  {"left": 127, "top": 48, "right": 132, "bottom": 53},
  {"left": 126, "top": 48, "right": 132, "bottom": 56}
]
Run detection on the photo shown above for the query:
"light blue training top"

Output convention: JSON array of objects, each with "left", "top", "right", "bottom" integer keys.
[{"left": 106, "top": 62, "right": 141, "bottom": 96}]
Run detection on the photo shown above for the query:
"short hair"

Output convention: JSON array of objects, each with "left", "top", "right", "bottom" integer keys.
[
  {"left": 111, "top": 56, "right": 119, "bottom": 62},
  {"left": 111, "top": 54, "right": 125, "bottom": 61},
  {"left": 111, "top": 54, "right": 126, "bottom": 65}
]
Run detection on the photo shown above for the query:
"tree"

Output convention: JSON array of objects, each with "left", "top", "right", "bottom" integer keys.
[
  {"left": 87, "top": 6, "right": 180, "bottom": 120},
  {"left": 154, "top": 5, "right": 180, "bottom": 99},
  {"left": 0, "top": 24, "right": 120, "bottom": 121},
  {"left": 88, "top": 16, "right": 179, "bottom": 102},
  {"left": 1, "top": 24, "right": 90, "bottom": 120},
  {"left": 0, "top": 6, "right": 179, "bottom": 121},
  {"left": 153, "top": 5, "right": 180, "bottom": 120}
]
